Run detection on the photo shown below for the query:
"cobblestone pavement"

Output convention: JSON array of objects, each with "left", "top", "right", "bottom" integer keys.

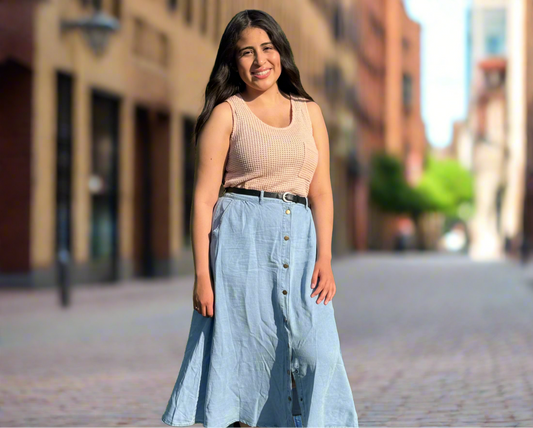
[{"left": 1, "top": 253, "right": 533, "bottom": 427}]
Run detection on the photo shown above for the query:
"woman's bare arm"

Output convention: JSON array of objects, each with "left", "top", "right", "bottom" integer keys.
[
  {"left": 306, "top": 101, "right": 333, "bottom": 262},
  {"left": 306, "top": 101, "right": 336, "bottom": 305},
  {"left": 191, "top": 101, "right": 233, "bottom": 290}
]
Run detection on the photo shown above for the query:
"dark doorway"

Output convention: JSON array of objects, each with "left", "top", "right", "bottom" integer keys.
[
  {"left": 133, "top": 108, "right": 171, "bottom": 277},
  {"left": 0, "top": 60, "right": 32, "bottom": 275},
  {"left": 89, "top": 90, "right": 120, "bottom": 282},
  {"left": 133, "top": 106, "right": 154, "bottom": 277}
]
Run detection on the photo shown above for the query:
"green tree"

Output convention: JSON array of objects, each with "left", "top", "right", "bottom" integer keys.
[
  {"left": 369, "top": 152, "right": 429, "bottom": 216},
  {"left": 415, "top": 155, "right": 474, "bottom": 219},
  {"left": 369, "top": 152, "right": 474, "bottom": 249}
]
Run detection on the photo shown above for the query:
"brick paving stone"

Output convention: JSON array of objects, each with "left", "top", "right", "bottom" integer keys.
[{"left": 1, "top": 254, "right": 533, "bottom": 426}]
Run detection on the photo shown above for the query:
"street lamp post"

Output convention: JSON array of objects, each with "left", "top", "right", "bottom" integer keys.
[{"left": 55, "top": 0, "right": 119, "bottom": 307}]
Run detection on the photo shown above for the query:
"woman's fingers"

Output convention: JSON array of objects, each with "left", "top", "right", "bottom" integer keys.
[
  {"left": 323, "top": 287, "right": 336, "bottom": 305},
  {"left": 195, "top": 302, "right": 214, "bottom": 318},
  {"left": 311, "top": 279, "right": 328, "bottom": 299},
  {"left": 316, "top": 286, "right": 329, "bottom": 304},
  {"left": 313, "top": 282, "right": 335, "bottom": 305},
  {"left": 311, "top": 270, "right": 319, "bottom": 289},
  {"left": 206, "top": 303, "right": 214, "bottom": 318}
]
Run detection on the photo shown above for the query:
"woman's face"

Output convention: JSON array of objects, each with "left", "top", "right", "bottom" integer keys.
[{"left": 234, "top": 26, "right": 282, "bottom": 93}]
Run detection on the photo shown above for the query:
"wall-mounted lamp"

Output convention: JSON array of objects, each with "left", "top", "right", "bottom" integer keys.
[{"left": 60, "top": 3, "right": 120, "bottom": 56}]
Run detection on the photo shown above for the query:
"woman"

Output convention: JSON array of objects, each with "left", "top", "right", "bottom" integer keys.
[{"left": 161, "top": 9, "right": 358, "bottom": 428}]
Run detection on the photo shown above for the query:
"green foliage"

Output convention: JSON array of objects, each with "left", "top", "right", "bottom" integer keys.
[
  {"left": 369, "top": 152, "right": 429, "bottom": 216},
  {"left": 369, "top": 152, "right": 475, "bottom": 219},
  {"left": 415, "top": 155, "right": 474, "bottom": 218}
]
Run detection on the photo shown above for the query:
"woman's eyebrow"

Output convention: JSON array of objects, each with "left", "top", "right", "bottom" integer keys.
[{"left": 238, "top": 42, "right": 273, "bottom": 52}]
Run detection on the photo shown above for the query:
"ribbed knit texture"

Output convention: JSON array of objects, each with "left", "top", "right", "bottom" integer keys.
[{"left": 222, "top": 92, "right": 319, "bottom": 198}]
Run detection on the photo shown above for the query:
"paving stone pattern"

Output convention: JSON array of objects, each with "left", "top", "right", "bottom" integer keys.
[{"left": 1, "top": 254, "right": 533, "bottom": 427}]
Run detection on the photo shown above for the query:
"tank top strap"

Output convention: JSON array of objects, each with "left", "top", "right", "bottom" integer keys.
[
  {"left": 224, "top": 93, "right": 247, "bottom": 117},
  {"left": 224, "top": 94, "right": 245, "bottom": 139},
  {"left": 294, "top": 96, "right": 313, "bottom": 133}
]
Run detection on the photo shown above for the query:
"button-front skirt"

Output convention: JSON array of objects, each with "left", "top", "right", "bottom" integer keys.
[{"left": 162, "top": 190, "right": 358, "bottom": 427}]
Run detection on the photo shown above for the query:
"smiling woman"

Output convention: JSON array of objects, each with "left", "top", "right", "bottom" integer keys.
[
  {"left": 237, "top": 35, "right": 280, "bottom": 83},
  {"left": 160, "top": 9, "right": 359, "bottom": 428}
]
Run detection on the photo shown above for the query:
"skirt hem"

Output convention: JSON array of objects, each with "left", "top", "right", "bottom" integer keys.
[
  {"left": 161, "top": 414, "right": 303, "bottom": 427},
  {"left": 162, "top": 415, "right": 258, "bottom": 428}
]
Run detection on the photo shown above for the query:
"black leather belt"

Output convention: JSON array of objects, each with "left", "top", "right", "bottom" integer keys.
[{"left": 224, "top": 186, "right": 309, "bottom": 207}]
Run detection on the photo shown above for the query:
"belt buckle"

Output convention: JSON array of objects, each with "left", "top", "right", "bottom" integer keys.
[{"left": 282, "top": 191, "right": 291, "bottom": 203}]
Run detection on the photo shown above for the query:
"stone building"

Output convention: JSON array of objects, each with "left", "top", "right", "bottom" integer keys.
[
  {"left": 354, "top": 0, "right": 426, "bottom": 250},
  {"left": 0, "top": 0, "right": 369, "bottom": 287}
]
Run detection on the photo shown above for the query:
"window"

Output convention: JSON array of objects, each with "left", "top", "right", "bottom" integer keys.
[
  {"left": 184, "top": 0, "right": 193, "bottom": 24},
  {"left": 482, "top": 8, "right": 506, "bottom": 55},
  {"left": 370, "top": 14, "right": 384, "bottom": 38},
  {"left": 160, "top": 33, "right": 169, "bottom": 67},
  {"left": 168, "top": 0, "right": 178, "bottom": 11},
  {"left": 402, "top": 73, "right": 413, "bottom": 109},
  {"left": 403, "top": 142, "right": 411, "bottom": 166},
  {"left": 486, "top": 35, "right": 504, "bottom": 55},
  {"left": 94, "top": 0, "right": 121, "bottom": 19},
  {"left": 213, "top": 0, "right": 221, "bottom": 43},
  {"left": 348, "top": 9, "right": 360, "bottom": 47},
  {"left": 133, "top": 18, "right": 144, "bottom": 55},
  {"left": 200, "top": 0, "right": 208, "bottom": 34},
  {"left": 333, "top": 4, "right": 343, "bottom": 40},
  {"left": 111, "top": 0, "right": 121, "bottom": 19}
]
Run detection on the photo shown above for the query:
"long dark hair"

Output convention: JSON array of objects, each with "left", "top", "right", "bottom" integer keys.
[{"left": 193, "top": 9, "right": 314, "bottom": 147}]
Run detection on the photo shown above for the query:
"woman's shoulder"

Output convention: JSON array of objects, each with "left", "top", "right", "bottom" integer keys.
[
  {"left": 292, "top": 95, "right": 322, "bottom": 126},
  {"left": 213, "top": 98, "right": 234, "bottom": 116},
  {"left": 223, "top": 93, "right": 241, "bottom": 105},
  {"left": 304, "top": 100, "right": 322, "bottom": 116},
  {"left": 292, "top": 94, "right": 317, "bottom": 106},
  {"left": 292, "top": 95, "right": 320, "bottom": 111},
  {"left": 208, "top": 100, "right": 234, "bottom": 133}
]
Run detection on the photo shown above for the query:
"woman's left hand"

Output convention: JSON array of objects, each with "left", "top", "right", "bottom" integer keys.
[{"left": 310, "top": 257, "right": 336, "bottom": 305}]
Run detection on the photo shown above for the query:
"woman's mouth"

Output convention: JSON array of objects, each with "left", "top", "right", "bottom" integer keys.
[{"left": 251, "top": 69, "right": 272, "bottom": 79}]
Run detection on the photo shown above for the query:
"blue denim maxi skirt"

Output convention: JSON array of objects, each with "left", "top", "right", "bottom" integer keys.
[{"left": 162, "top": 190, "right": 358, "bottom": 427}]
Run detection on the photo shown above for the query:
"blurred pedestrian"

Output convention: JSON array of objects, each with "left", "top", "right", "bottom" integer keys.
[
  {"left": 394, "top": 217, "right": 414, "bottom": 251},
  {"left": 161, "top": 9, "right": 358, "bottom": 428}
]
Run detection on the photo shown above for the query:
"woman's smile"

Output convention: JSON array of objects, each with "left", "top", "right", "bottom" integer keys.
[{"left": 251, "top": 68, "right": 272, "bottom": 79}]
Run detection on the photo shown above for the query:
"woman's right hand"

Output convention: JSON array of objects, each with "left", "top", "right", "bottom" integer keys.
[{"left": 193, "top": 274, "right": 215, "bottom": 318}]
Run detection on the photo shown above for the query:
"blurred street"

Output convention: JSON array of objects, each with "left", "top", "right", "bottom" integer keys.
[{"left": 1, "top": 254, "right": 533, "bottom": 427}]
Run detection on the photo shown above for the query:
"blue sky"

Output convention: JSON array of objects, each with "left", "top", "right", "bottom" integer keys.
[{"left": 404, "top": 0, "right": 470, "bottom": 147}]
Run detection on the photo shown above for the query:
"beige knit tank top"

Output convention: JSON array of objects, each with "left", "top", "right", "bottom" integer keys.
[{"left": 222, "top": 92, "right": 319, "bottom": 198}]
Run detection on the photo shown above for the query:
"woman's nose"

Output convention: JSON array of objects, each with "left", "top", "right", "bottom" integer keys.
[{"left": 254, "top": 51, "right": 266, "bottom": 65}]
